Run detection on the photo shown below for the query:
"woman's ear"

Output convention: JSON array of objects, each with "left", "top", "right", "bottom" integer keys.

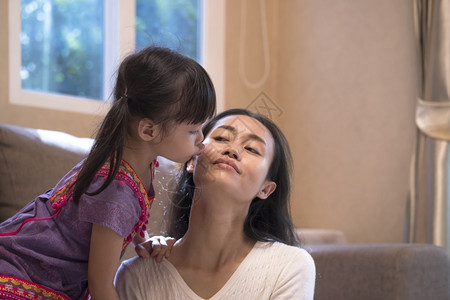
[
  {"left": 138, "top": 118, "right": 161, "bottom": 142},
  {"left": 256, "top": 181, "right": 277, "bottom": 200},
  {"left": 186, "top": 159, "right": 195, "bottom": 173}
]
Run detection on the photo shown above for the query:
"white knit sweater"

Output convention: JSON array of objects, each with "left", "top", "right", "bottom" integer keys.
[{"left": 115, "top": 241, "right": 316, "bottom": 300}]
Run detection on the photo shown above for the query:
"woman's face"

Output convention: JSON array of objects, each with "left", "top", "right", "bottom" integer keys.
[{"left": 191, "top": 115, "right": 276, "bottom": 201}]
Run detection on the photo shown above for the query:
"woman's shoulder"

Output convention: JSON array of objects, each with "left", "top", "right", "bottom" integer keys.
[
  {"left": 118, "top": 254, "right": 171, "bottom": 276},
  {"left": 255, "top": 240, "right": 311, "bottom": 253},
  {"left": 115, "top": 257, "right": 153, "bottom": 297},
  {"left": 118, "top": 256, "right": 142, "bottom": 270},
  {"left": 253, "top": 241, "right": 315, "bottom": 266},
  {"left": 116, "top": 256, "right": 155, "bottom": 280},
  {"left": 115, "top": 256, "right": 176, "bottom": 290},
  {"left": 248, "top": 242, "right": 315, "bottom": 299},
  {"left": 252, "top": 241, "right": 316, "bottom": 282}
]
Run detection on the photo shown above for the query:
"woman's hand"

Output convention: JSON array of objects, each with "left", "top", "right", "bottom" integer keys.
[{"left": 135, "top": 236, "right": 176, "bottom": 262}]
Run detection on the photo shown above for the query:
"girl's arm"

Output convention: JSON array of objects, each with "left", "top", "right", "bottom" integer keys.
[{"left": 88, "top": 223, "right": 123, "bottom": 300}]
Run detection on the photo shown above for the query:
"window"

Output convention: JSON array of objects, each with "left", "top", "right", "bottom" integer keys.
[
  {"left": 20, "top": 0, "right": 104, "bottom": 100},
  {"left": 136, "top": 0, "right": 201, "bottom": 61},
  {"left": 8, "top": 0, "right": 223, "bottom": 114}
]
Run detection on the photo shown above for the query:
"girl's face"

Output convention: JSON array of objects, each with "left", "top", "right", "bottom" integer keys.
[
  {"left": 153, "top": 122, "right": 204, "bottom": 163},
  {"left": 192, "top": 115, "right": 276, "bottom": 201}
]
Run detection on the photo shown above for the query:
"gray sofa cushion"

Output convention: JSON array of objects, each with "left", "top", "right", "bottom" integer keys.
[
  {"left": 0, "top": 124, "right": 92, "bottom": 222},
  {"left": 311, "top": 243, "right": 450, "bottom": 300}
]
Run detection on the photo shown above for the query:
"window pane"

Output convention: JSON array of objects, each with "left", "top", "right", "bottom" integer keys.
[
  {"left": 21, "top": 0, "right": 104, "bottom": 100},
  {"left": 136, "top": 0, "right": 201, "bottom": 61}
]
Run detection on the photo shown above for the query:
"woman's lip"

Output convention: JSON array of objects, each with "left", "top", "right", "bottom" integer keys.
[
  {"left": 213, "top": 158, "right": 240, "bottom": 174},
  {"left": 215, "top": 162, "right": 239, "bottom": 173}
]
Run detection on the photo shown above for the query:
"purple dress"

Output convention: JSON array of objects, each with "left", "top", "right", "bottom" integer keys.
[{"left": 0, "top": 159, "right": 154, "bottom": 300}]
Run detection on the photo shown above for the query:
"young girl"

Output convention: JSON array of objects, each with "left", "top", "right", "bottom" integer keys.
[{"left": 0, "top": 46, "right": 216, "bottom": 300}]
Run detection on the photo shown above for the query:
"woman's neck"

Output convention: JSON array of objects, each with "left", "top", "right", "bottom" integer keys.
[
  {"left": 169, "top": 189, "right": 255, "bottom": 270},
  {"left": 165, "top": 186, "right": 257, "bottom": 299}
]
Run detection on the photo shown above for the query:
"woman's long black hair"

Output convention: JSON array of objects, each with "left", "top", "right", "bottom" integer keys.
[
  {"left": 72, "top": 46, "right": 216, "bottom": 203},
  {"left": 168, "top": 108, "right": 300, "bottom": 246}
]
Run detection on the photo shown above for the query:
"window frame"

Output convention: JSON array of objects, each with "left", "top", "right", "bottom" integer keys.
[{"left": 8, "top": 0, "right": 224, "bottom": 114}]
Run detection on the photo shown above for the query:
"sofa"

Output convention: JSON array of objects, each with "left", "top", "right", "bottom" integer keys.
[{"left": 1, "top": 123, "right": 449, "bottom": 300}]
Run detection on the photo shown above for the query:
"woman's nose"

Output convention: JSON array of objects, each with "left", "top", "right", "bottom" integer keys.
[{"left": 223, "top": 147, "right": 240, "bottom": 160}]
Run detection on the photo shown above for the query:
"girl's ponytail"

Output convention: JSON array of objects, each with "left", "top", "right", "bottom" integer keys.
[{"left": 72, "top": 96, "right": 129, "bottom": 203}]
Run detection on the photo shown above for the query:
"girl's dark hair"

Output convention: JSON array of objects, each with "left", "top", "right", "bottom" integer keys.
[
  {"left": 72, "top": 46, "right": 216, "bottom": 202},
  {"left": 168, "top": 108, "right": 300, "bottom": 246}
]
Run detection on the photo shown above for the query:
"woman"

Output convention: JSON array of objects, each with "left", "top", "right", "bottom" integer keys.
[{"left": 115, "top": 109, "right": 316, "bottom": 299}]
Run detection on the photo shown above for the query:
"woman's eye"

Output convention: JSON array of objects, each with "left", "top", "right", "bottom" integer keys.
[
  {"left": 245, "top": 147, "right": 260, "bottom": 155},
  {"left": 213, "top": 136, "right": 228, "bottom": 142}
]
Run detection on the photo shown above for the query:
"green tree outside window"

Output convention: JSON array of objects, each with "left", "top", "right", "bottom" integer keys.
[{"left": 20, "top": 0, "right": 200, "bottom": 101}]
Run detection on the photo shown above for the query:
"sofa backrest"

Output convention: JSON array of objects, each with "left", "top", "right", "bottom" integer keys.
[
  {"left": 0, "top": 123, "right": 92, "bottom": 222},
  {"left": 0, "top": 123, "right": 178, "bottom": 237}
]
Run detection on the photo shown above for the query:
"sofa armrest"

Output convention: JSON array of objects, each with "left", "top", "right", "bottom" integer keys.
[{"left": 309, "top": 243, "right": 450, "bottom": 300}]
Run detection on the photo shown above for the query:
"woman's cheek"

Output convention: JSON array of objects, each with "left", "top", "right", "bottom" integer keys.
[
  {"left": 254, "top": 159, "right": 272, "bottom": 180},
  {"left": 193, "top": 157, "right": 214, "bottom": 183}
]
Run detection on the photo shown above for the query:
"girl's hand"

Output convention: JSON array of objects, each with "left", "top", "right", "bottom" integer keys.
[{"left": 135, "top": 236, "right": 176, "bottom": 262}]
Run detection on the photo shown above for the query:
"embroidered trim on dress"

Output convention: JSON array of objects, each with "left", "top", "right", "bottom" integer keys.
[
  {"left": 0, "top": 159, "right": 155, "bottom": 254},
  {"left": 94, "top": 159, "right": 154, "bottom": 254},
  {"left": 0, "top": 275, "right": 70, "bottom": 300}
]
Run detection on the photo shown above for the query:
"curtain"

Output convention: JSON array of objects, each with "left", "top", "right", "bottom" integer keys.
[{"left": 408, "top": 0, "right": 450, "bottom": 252}]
